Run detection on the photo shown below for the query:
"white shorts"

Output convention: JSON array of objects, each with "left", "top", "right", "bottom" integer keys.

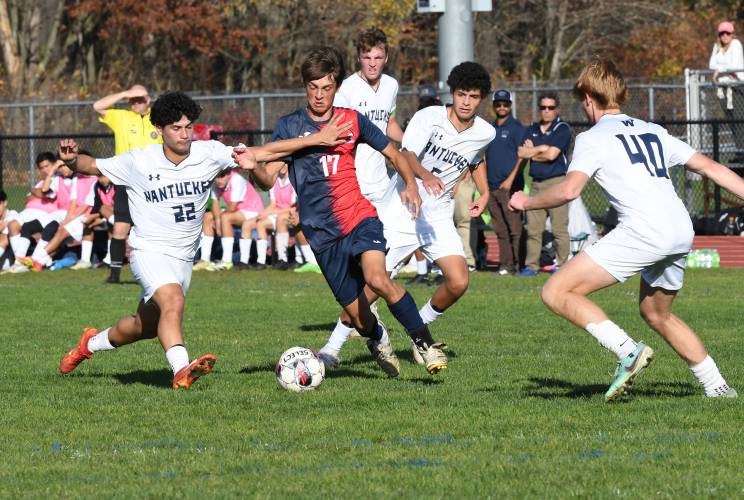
[
  {"left": 2, "top": 210, "right": 19, "bottom": 234},
  {"left": 240, "top": 209, "right": 259, "bottom": 220},
  {"left": 50, "top": 209, "right": 68, "bottom": 224},
  {"left": 64, "top": 215, "right": 87, "bottom": 242},
  {"left": 19, "top": 208, "right": 54, "bottom": 226},
  {"left": 583, "top": 228, "right": 687, "bottom": 290},
  {"left": 384, "top": 220, "right": 465, "bottom": 272},
  {"left": 130, "top": 250, "right": 193, "bottom": 303}
]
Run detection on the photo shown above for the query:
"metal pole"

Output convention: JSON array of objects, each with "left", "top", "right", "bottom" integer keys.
[
  {"left": 713, "top": 121, "right": 721, "bottom": 216},
  {"left": 259, "top": 97, "right": 266, "bottom": 144},
  {"left": 437, "top": 0, "right": 473, "bottom": 103},
  {"left": 29, "top": 105, "right": 35, "bottom": 187},
  {"left": 0, "top": 135, "right": 4, "bottom": 190},
  {"left": 648, "top": 86, "right": 655, "bottom": 121}
]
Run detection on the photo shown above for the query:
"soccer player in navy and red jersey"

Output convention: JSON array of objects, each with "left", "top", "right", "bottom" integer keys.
[{"left": 235, "top": 47, "right": 448, "bottom": 376}]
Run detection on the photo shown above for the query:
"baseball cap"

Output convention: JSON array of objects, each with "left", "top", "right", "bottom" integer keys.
[
  {"left": 492, "top": 89, "right": 512, "bottom": 103},
  {"left": 718, "top": 21, "right": 735, "bottom": 33}
]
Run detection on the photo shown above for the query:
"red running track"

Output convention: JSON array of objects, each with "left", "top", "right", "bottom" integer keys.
[{"left": 485, "top": 234, "right": 744, "bottom": 268}]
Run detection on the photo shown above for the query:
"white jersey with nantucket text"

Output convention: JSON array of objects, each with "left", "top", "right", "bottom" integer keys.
[
  {"left": 334, "top": 73, "right": 398, "bottom": 196},
  {"left": 378, "top": 105, "right": 495, "bottom": 233},
  {"left": 96, "top": 141, "right": 236, "bottom": 261},
  {"left": 568, "top": 113, "right": 696, "bottom": 254}
]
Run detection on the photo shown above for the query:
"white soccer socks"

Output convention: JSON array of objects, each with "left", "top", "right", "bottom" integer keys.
[
  {"left": 585, "top": 320, "right": 637, "bottom": 360},
  {"left": 165, "top": 345, "right": 190, "bottom": 375},
  {"left": 690, "top": 355, "right": 731, "bottom": 397}
]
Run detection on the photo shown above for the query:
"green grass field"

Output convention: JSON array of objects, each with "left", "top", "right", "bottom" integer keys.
[{"left": 1, "top": 267, "right": 742, "bottom": 497}]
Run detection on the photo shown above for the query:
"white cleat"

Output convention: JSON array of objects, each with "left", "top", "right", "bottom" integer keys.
[
  {"left": 317, "top": 350, "right": 340, "bottom": 370},
  {"left": 367, "top": 329, "right": 400, "bottom": 378},
  {"left": 416, "top": 342, "right": 448, "bottom": 375}
]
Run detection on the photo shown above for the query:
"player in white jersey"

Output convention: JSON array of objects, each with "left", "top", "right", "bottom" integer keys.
[
  {"left": 56, "top": 91, "right": 352, "bottom": 389},
  {"left": 509, "top": 58, "right": 744, "bottom": 401},
  {"left": 334, "top": 28, "right": 404, "bottom": 204},
  {"left": 321, "top": 29, "right": 409, "bottom": 358},
  {"left": 319, "top": 62, "right": 495, "bottom": 369}
]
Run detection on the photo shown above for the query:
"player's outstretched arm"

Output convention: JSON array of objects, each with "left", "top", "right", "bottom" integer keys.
[
  {"left": 468, "top": 160, "right": 490, "bottom": 217},
  {"left": 247, "top": 161, "right": 286, "bottom": 191},
  {"left": 58, "top": 139, "right": 101, "bottom": 176},
  {"left": 251, "top": 115, "right": 352, "bottom": 163},
  {"left": 686, "top": 153, "right": 744, "bottom": 200},
  {"left": 383, "top": 144, "right": 423, "bottom": 219},
  {"left": 509, "top": 171, "right": 589, "bottom": 211}
]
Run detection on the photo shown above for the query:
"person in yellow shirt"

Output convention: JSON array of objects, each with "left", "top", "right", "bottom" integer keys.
[{"left": 94, "top": 85, "right": 161, "bottom": 283}]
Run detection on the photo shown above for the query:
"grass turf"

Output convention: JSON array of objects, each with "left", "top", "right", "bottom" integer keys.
[{"left": 0, "top": 267, "right": 741, "bottom": 497}]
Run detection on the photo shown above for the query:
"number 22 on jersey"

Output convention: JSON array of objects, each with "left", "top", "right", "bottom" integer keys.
[
  {"left": 615, "top": 133, "right": 668, "bottom": 179},
  {"left": 320, "top": 154, "right": 340, "bottom": 177}
]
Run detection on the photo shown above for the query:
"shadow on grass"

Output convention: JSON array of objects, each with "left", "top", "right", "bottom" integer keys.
[
  {"left": 104, "top": 280, "right": 138, "bottom": 286},
  {"left": 239, "top": 362, "right": 275, "bottom": 375},
  {"left": 112, "top": 369, "right": 172, "bottom": 388},
  {"left": 299, "top": 323, "right": 337, "bottom": 332},
  {"left": 394, "top": 348, "right": 458, "bottom": 365},
  {"left": 515, "top": 377, "right": 698, "bottom": 399}
]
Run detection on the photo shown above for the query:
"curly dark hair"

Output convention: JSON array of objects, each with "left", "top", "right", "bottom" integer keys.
[
  {"left": 446, "top": 62, "right": 491, "bottom": 98},
  {"left": 150, "top": 92, "right": 202, "bottom": 128},
  {"left": 356, "top": 28, "right": 388, "bottom": 55}
]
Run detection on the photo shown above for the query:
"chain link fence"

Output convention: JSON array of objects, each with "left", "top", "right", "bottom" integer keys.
[{"left": 1, "top": 78, "right": 742, "bottom": 232}]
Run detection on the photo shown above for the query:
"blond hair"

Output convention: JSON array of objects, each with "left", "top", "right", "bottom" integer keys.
[{"left": 573, "top": 58, "right": 627, "bottom": 109}]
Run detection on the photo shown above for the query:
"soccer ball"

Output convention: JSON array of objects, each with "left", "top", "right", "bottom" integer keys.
[{"left": 275, "top": 346, "right": 325, "bottom": 392}]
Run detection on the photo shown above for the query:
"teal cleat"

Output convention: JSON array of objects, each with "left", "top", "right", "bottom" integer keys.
[{"left": 605, "top": 342, "right": 654, "bottom": 402}]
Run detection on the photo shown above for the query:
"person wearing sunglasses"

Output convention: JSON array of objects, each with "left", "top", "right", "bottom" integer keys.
[
  {"left": 709, "top": 21, "right": 744, "bottom": 163},
  {"left": 484, "top": 89, "right": 527, "bottom": 275},
  {"left": 516, "top": 92, "right": 572, "bottom": 276},
  {"left": 94, "top": 85, "right": 162, "bottom": 284}
]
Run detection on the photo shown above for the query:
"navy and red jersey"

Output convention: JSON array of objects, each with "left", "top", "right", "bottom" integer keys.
[{"left": 271, "top": 107, "right": 390, "bottom": 251}]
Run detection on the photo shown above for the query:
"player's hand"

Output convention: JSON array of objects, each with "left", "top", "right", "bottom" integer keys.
[
  {"left": 468, "top": 194, "right": 488, "bottom": 217},
  {"left": 288, "top": 206, "right": 300, "bottom": 226},
  {"left": 233, "top": 147, "right": 257, "bottom": 171},
  {"left": 58, "top": 139, "right": 79, "bottom": 162},
  {"left": 401, "top": 183, "right": 422, "bottom": 219},
  {"left": 316, "top": 114, "right": 353, "bottom": 146},
  {"left": 421, "top": 171, "right": 444, "bottom": 197},
  {"left": 508, "top": 191, "right": 528, "bottom": 212}
]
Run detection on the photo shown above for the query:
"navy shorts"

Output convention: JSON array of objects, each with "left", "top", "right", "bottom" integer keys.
[{"left": 315, "top": 217, "right": 387, "bottom": 307}]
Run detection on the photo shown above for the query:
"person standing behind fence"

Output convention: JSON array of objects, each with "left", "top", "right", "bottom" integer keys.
[
  {"left": 517, "top": 92, "right": 572, "bottom": 276},
  {"left": 485, "top": 89, "right": 527, "bottom": 275},
  {"left": 93, "top": 85, "right": 162, "bottom": 283},
  {"left": 709, "top": 21, "right": 744, "bottom": 163}
]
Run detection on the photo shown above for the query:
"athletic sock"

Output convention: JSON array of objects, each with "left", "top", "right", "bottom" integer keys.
[
  {"left": 388, "top": 291, "right": 435, "bottom": 348},
  {"left": 31, "top": 244, "right": 51, "bottom": 266},
  {"left": 165, "top": 345, "right": 190, "bottom": 375},
  {"left": 239, "top": 238, "right": 252, "bottom": 264},
  {"left": 689, "top": 355, "right": 730, "bottom": 396},
  {"left": 0, "top": 247, "right": 4, "bottom": 260},
  {"left": 220, "top": 237, "right": 234, "bottom": 263},
  {"left": 359, "top": 316, "right": 384, "bottom": 341},
  {"left": 257, "top": 239, "right": 268, "bottom": 264},
  {"left": 87, "top": 328, "right": 116, "bottom": 353},
  {"left": 110, "top": 237, "right": 125, "bottom": 271},
  {"left": 585, "top": 320, "right": 637, "bottom": 360},
  {"left": 419, "top": 300, "right": 443, "bottom": 325},
  {"left": 323, "top": 318, "right": 355, "bottom": 355},
  {"left": 200, "top": 235, "right": 214, "bottom": 262},
  {"left": 10, "top": 235, "right": 28, "bottom": 258},
  {"left": 294, "top": 243, "right": 304, "bottom": 264},
  {"left": 276, "top": 232, "right": 289, "bottom": 261},
  {"left": 417, "top": 258, "right": 428, "bottom": 275},
  {"left": 80, "top": 240, "right": 93, "bottom": 263},
  {"left": 300, "top": 244, "right": 317, "bottom": 265}
]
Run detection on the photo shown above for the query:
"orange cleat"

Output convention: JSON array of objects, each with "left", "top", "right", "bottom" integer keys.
[
  {"left": 59, "top": 328, "right": 98, "bottom": 374},
  {"left": 23, "top": 257, "right": 43, "bottom": 272},
  {"left": 172, "top": 354, "right": 217, "bottom": 390}
]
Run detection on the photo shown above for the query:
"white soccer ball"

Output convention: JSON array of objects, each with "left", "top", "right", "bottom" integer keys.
[{"left": 275, "top": 346, "right": 325, "bottom": 392}]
